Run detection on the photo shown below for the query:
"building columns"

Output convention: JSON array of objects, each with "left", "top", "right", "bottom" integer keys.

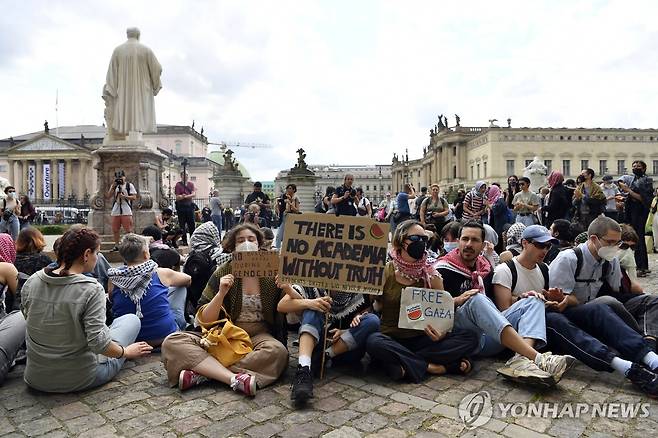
[
  {"left": 79, "top": 159, "right": 88, "bottom": 198},
  {"left": 21, "top": 161, "right": 28, "bottom": 197},
  {"left": 52, "top": 160, "right": 59, "bottom": 200},
  {"left": 65, "top": 159, "right": 72, "bottom": 198},
  {"left": 7, "top": 159, "right": 14, "bottom": 187}
]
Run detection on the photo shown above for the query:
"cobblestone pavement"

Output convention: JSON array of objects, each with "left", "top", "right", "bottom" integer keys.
[{"left": 4, "top": 255, "right": 658, "bottom": 437}]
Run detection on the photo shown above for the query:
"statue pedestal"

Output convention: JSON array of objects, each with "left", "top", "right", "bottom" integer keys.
[
  {"left": 212, "top": 173, "right": 250, "bottom": 209},
  {"left": 88, "top": 141, "right": 166, "bottom": 236},
  {"left": 276, "top": 168, "right": 318, "bottom": 213}
]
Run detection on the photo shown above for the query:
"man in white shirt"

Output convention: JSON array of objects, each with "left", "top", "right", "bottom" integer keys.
[{"left": 106, "top": 171, "right": 138, "bottom": 251}]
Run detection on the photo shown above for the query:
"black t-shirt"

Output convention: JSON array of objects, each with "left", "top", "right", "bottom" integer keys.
[
  {"left": 334, "top": 185, "right": 357, "bottom": 216},
  {"left": 438, "top": 267, "right": 494, "bottom": 298},
  {"left": 245, "top": 191, "right": 270, "bottom": 205}
]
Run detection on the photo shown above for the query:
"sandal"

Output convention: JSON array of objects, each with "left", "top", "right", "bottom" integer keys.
[{"left": 445, "top": 358, "right": 472, "bottom": 375}]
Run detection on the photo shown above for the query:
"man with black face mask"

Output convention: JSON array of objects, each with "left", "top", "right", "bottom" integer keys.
[{"left": 619, "top": 160, "right": 654, "bottom": 276}]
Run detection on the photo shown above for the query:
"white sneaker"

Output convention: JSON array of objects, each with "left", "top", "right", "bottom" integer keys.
[
  {"left": 496, "top": 354, "right": 555, "bottom": 388},
  {"left": 535, "top": 352, "right": 576, "bottom": 383}
]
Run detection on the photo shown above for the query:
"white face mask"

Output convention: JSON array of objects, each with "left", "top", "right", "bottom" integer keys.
[
  {"left": 6, "top": 192, "right": 14, "bottom": 199},
  {"left": 236, "top": 241, "right": 259, "bottom": 252},
  {"left": 443, "top": 241, "right": 458, "bottom": 252},
  {"left": 597, "top": 244, "right": 618, "bottom": 262}
]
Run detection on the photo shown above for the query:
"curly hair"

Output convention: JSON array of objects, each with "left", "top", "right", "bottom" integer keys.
[
  {"left": 221, "top": 223, "right": 264, "bottom": 252},
  {"left": 55, "top": 227, "right": 101, "bottom": 274},
  {"left": 16, "top": 227, "right": 46, "bottom": 254}
]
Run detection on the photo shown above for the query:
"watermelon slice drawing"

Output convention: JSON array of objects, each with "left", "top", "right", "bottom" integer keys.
[
  {"left": 406, "top": 304, "right": 424, "bottom": 321},
  {"left": 370, "top": 223, "right": 386, "bottom": 239}
]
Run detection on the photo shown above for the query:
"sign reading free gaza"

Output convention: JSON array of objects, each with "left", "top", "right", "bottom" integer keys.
[
  {"left": 278, "top": 213, "right": 390, "bottom": 294},
  {"left": 398, "top": 287, "right": 454, "bottom": 332}
]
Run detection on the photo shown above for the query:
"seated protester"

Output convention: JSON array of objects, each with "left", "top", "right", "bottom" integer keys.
[
  {"left": 14, "top": 227, "right": 53, "bottom": 276},
  {"left": 142, "top": 225, "right": 182, "bottom": 270},
  {"left": 161, "top": 224, "right": 289, "bottom": 395},
  {"left": 436, "top": 221, "right": 573, "bottom": 386},
  {"left": 441, "top": 220, "right": 462, "bottom": 255},
  {"left": 499, "top": 222, "right": 526, "bottom": 263},
  {"left": 109, "top": 234, "right": 190, "bottom": 347},
  {"left": 366, "top": 220, "right": 479, "bottom": 383},
  {"left": 183, "top": 222, "right": 224, "bottom": 315},
  {"left": 547, "top": 216, "right": 658, "bottom": 396},
  {"left": 462, "top": 181, "right": 488, "bottom": 223},
  {"left": 21, "top": 228, "right": 152, "bottom": 393},
  {"left": 618, "top": 224, "right": 639, "bottom": 281},
  {"left": 492, "top": 223, "right": 658, "bottom": 397},
  {"left": 279, "top": 287, "right": 379, "bottom": 404},
  {"left": 482, "top": 223, "right": 500, "bottom": 267},
  {"left": 0, "top": 234, "right": 26, "bottom": 385},
  {"left": 544, "top": 219, "right": 573, "bottom": 265},
  {"left": 155, "top": 208, "right": 182, "bottom": 248},
  {"left": 260, "top": 227, "right": 275, "bottom": 250}
]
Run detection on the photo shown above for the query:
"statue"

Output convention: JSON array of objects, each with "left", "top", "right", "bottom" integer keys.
[
  {"left": 423, "top": 147, "right": 427, "bottom": 155},
  {"left": 0, "top": 177, "right": 10, "bottom": 198},
  {"left": 437, "top": 115, "right": 445, "bottom": 130},
  {"left": 80, "top": 133, "right": 85, "bottom": 147},
  {"left": 192, "top": 120, "right": 195, "bottom": 130},
  {"left": 294, "top": 148, "right": 308, "bottom": 170},
  {"left": 430, "top": 128, "right": 435, "bottom": 136},
  {"left": 488, "top": 119, "right": 498, "bottom": 127},
  {"left": 393, "top": 153, "right": 398, "bottom": 162},
  {"left": 523, "top": 156, "right": 548, "bottom": 191},
  {"left": 200, "top": 126, "right": 204, "bottom": 136},
  {"left": 443, "top": 115, "right": 448, "bottom": 129},
  {"left": 44, "top": 120, "right": 49, "bottom": 134},
  {"left": 9, "top": 137, "right": 14, "bottom": 146},
  {"left": 507, "top": 118, "right": 512, "bottom": 128},
  {"left": 455, "top": 114, "right": 461, "bottom": 127},
  {"left": 223, "top": 149, "right": 238, "bottom": 171},
  {"left": 102, "top": 27, "right": 162, "bottom": 141}
]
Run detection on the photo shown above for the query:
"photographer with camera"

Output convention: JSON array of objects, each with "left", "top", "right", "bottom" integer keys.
[
  {"left": 105, "top": 171, "right": 137, "bottom": 251},
  {"left": 0, "top": 186, "right": 21, "bottom": 241},
  {"left": 175, "top": 171, "right": 196, "bottom": 246},
  {"left": 331, "top": 174, "right": 357, "bottom": 216}
]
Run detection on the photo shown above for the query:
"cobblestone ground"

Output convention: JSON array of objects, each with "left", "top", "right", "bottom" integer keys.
[{"left": 4, "top": 255, "right": 658, "bottom": 437}]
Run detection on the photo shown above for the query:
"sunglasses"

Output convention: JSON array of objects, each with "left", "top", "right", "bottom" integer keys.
[
  {"left": 619, "top": 243, "right": 636, "bottom": 250},
  {"left": 406, "top": 235, "right": 429, "bottom": 243},
  {"left": 529, "top": 240, "right": 551, "bottom": 250}
]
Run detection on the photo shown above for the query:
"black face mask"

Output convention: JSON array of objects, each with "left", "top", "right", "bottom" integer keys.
[
  {"left": 633, "top": 168, "right": 644, "bottom": 177},
  {"left": 406, "top": 240, "right": 426, "bottom": 260}
]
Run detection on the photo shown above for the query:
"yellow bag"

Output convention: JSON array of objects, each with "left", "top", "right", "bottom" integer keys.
[{"left": 196, "top": 305, "right": 253, "bottom": 367}]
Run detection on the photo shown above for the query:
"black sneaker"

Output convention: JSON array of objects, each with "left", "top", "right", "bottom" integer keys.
[
  {"left": 291, "top": 365, "right": 313, "bottom": 404},
  {"left": 626, "top": 363, "right": 658, "bottom": 398},
  {"left": 645, "top": 337, "right": 657, "bottom": 354}
]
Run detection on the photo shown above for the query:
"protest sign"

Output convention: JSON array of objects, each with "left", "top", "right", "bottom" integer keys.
[
  {"left": 397, "top": 287, "right": 454, "bottom": 332},
  {"left": 278, "top": 213, "right": 390, "bottom": 294},
  {"left": 232, "top": 251, "right": 280, "bottom": 278}
]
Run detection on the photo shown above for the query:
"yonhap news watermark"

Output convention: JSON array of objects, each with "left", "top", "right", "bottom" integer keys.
[{"left": 458, "top": 391, "right": 650, "bottom": 430}]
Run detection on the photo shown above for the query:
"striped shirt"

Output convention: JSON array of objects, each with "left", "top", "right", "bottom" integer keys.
[{"left": 462, "top": 192, "right": 485, "bottom": 221}]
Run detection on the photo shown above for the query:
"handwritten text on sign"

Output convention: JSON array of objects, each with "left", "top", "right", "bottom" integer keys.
[
  {"left": 398, "top": 287, "right": 454, "bottom": 332},
  {"left": 278, "top": 213, "right": 390, "bottom": 294},
  {"left": 232, "top": 251, "right": 280, "bottom": 278}
]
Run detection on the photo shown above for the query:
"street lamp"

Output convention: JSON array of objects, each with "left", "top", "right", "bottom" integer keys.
[{"left": 168, "top": 149, "right": 173, "bottom": 205}]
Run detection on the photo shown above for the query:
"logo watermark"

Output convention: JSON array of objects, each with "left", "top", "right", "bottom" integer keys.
[{"left": 458, "top": 391, "right": 650, "bottom": 429}]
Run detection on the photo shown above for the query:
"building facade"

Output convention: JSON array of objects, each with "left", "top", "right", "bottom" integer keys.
[
  {"left": 391, "top": 123, "right": 658, "bottom": 194},
  {"left": 275, "top": 164, "right": 392, "bottom": 205},
  {"left": 0, "top": 124, "right": 218, "bottom": 206}
]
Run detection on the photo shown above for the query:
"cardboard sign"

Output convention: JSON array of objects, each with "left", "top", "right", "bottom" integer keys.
[
  {"left": 278, "top": 213, "right": 390, "bottom": 294},
  {"left": 398, "top": 287, "right": 454, "bottom": 332},
  {"left": 232, "top": 251, "right": 280, "bottom": 278}
]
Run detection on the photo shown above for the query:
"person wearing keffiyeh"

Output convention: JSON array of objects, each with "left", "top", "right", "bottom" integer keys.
[
  {"left": 436, "top": 220, "right": 574, "bottom": 387},
  {"left": 0, "top": 232, "right": 26, "bottom": 385},
  {"left": 109, "top": 234, "right": 191, "bottom": 346}
]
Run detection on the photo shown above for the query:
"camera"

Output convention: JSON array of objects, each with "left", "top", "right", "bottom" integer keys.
[
  {"left": 114, "top": 170, "right": 125, "bottom": 186},
  {"left": 349, "top": 188, "right": 356, "bottom": 197}
]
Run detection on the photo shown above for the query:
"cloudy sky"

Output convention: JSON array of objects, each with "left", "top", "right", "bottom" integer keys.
[{"left": 1, "top": 0, "right": 657, "bottom": 180}]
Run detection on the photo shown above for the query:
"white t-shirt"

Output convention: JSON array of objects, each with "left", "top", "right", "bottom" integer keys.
[
  {"left": 492, "top": 257, "right": 545, "bottom": 297},
  {"left": 111, "top": 183, "right": 137, "bottom": 216}
]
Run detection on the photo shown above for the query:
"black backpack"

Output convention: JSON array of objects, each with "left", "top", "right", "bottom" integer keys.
[
  {"left": 183, "top": 250, "right": 217, "bottom": 315},
  {"left": 504, "top": 259, "right": 549, "bottom": 293},
  {"left": 572, "top": 246, "right": 610, "bottom": 284}
]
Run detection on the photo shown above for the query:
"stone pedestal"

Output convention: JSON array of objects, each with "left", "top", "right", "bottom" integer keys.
[
  {"left": 276, "top": 169, "right": 318, "bottom": 213},
  {"left": 88, "top": 138, "right": 166, "bottom": 235},
  {"left": 212, "top": 173, "right": 249, "bottom": 208}
]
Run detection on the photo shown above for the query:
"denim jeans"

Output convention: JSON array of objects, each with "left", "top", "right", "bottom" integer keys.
[
  {"left": 515, "top": 214, "right": 535, "bottom": 227},
  {"left": 299, "top": 310, "right": 380, "bottom": 365},
  {"left": 0, "top": 311, "right": 26, "bottom": 384},
  {"left": 453, "top": 293, "right": 512, "bottom": 355},
  {"left": 545, "top": 303, "right": 651, "bottom": 372},
  {"left": 477, "top": 297, "right": 547, "bottom": 357},
  {"left": 86, "top": 314, "right": 141, "bottom": 390},
  {"left": 0, "top": 215, "right": 19, "bottom": 241},
  {"left": 167, "top": 286, "right": 188, "bottom": 330},
  {"left": 211, "top": 214, "right": 222, "bottom": 235},
  {"left": 275, "top": 213, "right": 287, "bottom": 249}
]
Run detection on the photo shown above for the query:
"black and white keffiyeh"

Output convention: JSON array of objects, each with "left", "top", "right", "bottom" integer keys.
[
  {"left": 107, "top": 259, "right": 158, "bottom": 318},
  {"left": 292, "top": 285, "right": 365, "bottom": 323}
]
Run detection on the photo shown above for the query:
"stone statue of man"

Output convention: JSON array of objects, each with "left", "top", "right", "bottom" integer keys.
[{"left": 102, "top": 27, "right": 162, "bottom": 141}]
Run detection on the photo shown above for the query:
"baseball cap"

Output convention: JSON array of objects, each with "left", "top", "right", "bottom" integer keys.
[{"left": 522, "top": 225, "right": 558, "bottom": 244}]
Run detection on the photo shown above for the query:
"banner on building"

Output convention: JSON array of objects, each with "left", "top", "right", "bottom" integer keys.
[
  {"left": 27, "top": 164, "right": 36, "bottom": 199},
  {"left": 397, "top": 287, "right": 454, "bottom": 332},
  {"left": 278, "top": 213, "right": 390, "bottom": 294},
  {"left": 43, "top": 163, "right": 51, "bottom": 200},
  {"left": 58, "top": 161, "right": 65, "bottom": 199}
]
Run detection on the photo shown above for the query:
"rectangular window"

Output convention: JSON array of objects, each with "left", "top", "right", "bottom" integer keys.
[
  {"left": 483, "top": 162, "right": 487, "bottom": 178},
  {"left": 477, "top": 164, "right": 480, "bottom": 179},
  {"left": 365, "top": 185, "right": 369, "bottom": 191},
  {"left": 581, "top": 160, "right": 589, "bottom": 171},
  {"left": 0, "top": 165, "right": 7, "bottom": 173},
  {"left": 190, "top": 176, "right": 197, "bottom": 181},
  {"left": 453, "top": 166, "right": 457, "bottom": 179},
  {"left": 453, "top": 147, "right": 457, "bottom": 156},
  {"left": 471, "top": 166, "right": 474, "bottom": 180},
  {"left": 599, "top": 160, "right": 607, "bottom": 177},
  {"left": 506, "top": 160, "right": 515, "bottom": 176},
  {"left": 544, "top": 160, "right": 552, "bottom": 174},
  {"left": 563, "top": 160, "right": 571, "bottom": 176},
  {"left": 617, "top": 160, "right": 625, "bottom": 175},
  {"left": 653, "top": 160, "right": 658, "bottom": 176},
  {"left": 525, "top": 159, "right": 533, "bottom": 167}
]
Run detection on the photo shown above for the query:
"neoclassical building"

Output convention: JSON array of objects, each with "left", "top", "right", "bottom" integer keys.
[
  {"left": 0, "top": 124, "right": 222, "bottom": 204},
  {"left": 391, "top": 121, "right": 658, "bottom": 194}
]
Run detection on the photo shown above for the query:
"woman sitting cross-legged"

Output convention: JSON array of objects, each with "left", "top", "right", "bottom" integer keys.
[
  {"left": 109, "top": 233, "right": 191, "bottom": 347},
  {"left": 161, "top": 223, "right": 289, "bottom": 396},
  {"left": 21, "top": 227, "right": 152, "bottom": 393},
  {"left": 365, "top": 220, "right": 480, "bottom": 383},
  {"left": 278, "top": 286, "right": 380, "bottom": 404}
]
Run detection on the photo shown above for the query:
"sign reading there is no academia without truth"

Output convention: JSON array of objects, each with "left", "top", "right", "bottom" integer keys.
[{"left": 278, "top": 213, "right": 390, "bottom": 294}]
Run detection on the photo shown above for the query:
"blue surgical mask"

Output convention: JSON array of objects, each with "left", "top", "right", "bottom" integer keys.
[{"left": 444, "top": 241, "right": 458, "bottom": 252}]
